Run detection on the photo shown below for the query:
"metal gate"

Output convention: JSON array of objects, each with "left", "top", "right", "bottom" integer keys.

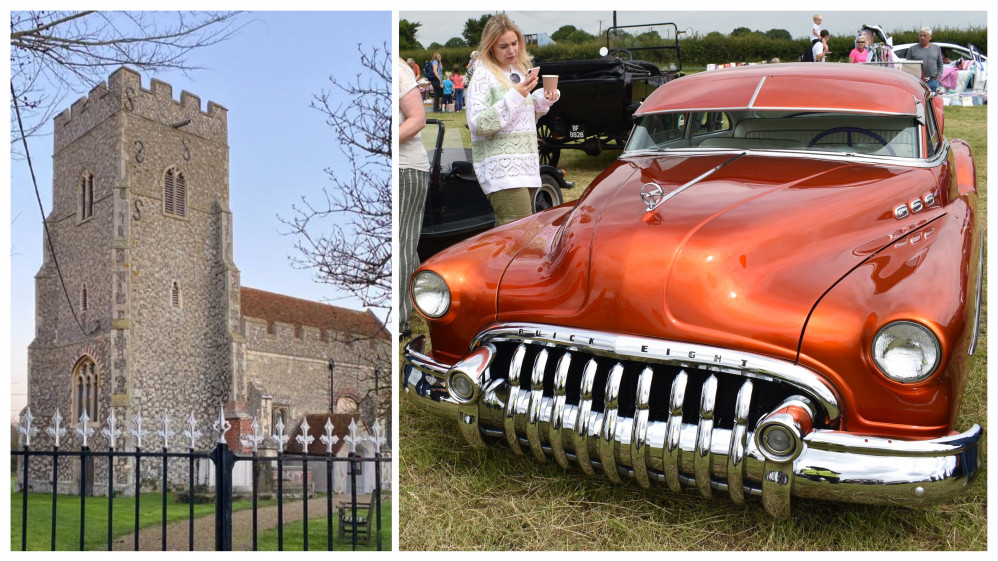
[{"left": 12, "top": 407, "right": 390, "bottom": 551}]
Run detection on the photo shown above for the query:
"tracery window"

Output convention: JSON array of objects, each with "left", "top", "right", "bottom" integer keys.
[{"left": 72, "top": 356, "right": 98, "bottom": 420}]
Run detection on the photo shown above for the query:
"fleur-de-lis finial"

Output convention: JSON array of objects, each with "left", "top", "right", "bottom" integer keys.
[
  {"left": 295, "top": 417, "right": 314, "bottom": 450},
  {"left": 129, "top": 410, "right": 149, "bottom": 449},
  {"left": 319, "top": 418, "right": 339, "bottom": 454},
  {"left": 344, "top": 418, "right": 359, "bottom": 454},
  {"left": 18, "top": 408, "right": 39, "bottom": 448},
  {"left": 242, "top": 417, "right": 265, "bottom": 453},
  {"left": 157, "top": 413, "right": 175, "bottom": 449},
  {"left": 46, "top": 409, "right": 68, "bottom": 448},
  {"left": 370, "top": 419, "right": 386, "bottom": 455},
  {"left": 212, "top": 404, "right": 231, "bottom": 444},
  {"left": 271, "top": 417, "right": 289, "bottom": 453},
  {"left": 75, "top": 409, "right": 95, "bottom": 448},
  {"left": 182, "top": 412, "right": 202, "bottom": 450},
  {"left": 102, "top": 411, "right": 122, "bottom": 449}
]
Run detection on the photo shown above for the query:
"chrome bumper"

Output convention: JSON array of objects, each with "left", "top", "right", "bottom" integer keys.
[{"left": 402, "top": 335, "right": 983, "bottom": 517}]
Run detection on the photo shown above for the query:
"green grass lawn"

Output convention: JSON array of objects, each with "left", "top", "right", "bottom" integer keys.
[
  {"left": 254, "top": 502, "right": 392, "bottom": 551},
  {"left": 10, "top": 489, "right": 273, "bottom": 551},
  {"left": 401, "top": 105, "right": 988, "bottom": 550}
]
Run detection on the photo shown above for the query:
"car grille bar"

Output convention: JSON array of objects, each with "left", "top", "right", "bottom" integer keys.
[{"left": 464, "top": 323, "right": 844, "bottom": 510}]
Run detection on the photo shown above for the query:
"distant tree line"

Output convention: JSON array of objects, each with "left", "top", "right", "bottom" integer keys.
[{"left": 401, "top": 16, "right": 986, "bottom": 70}]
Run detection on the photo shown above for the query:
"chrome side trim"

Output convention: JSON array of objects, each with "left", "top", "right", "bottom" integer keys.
[
  {"left": 550, "top": 352, "right": 571, "bottom": 468},
  {"left": 574, "top": 359, "right": 597, "bottom": 476},
  {"left": 727, "top": 379, "right": 753, "bottom": 504},
  {"left": 694, "top": 375, "right": 718, "bottom": 498},
  {"left": 472, "top": 323, "right": 841, "bottom": 422},
  {"left": 599, "top": 363, "right": 624, "bottom": 483},
  {"left": 631, "top": 366, "right": 654, "bottom": 488},
  {"left": 503, "top": 344, "right": 527, "bottom": 456},
  {"left": 526, "top": 348, "right": 548, "bottom": 462},
  {"left": 969, "top": 229, "right": 984, "bottom": 355},
  {"left": 662, "top": 370, "right": 687, "bottom": 492}
]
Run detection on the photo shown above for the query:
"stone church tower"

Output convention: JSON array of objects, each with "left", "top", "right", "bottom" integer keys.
[
  {"left": 29, "top": 66, "right": 239, "bottom": 440},
  {"left": 25, "top": 68, "right": 388, "bottom": 495}
]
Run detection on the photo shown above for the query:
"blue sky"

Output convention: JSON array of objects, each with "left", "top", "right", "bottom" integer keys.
[{"left": 5, "top": 11, "right": 392, "bottom": 417}]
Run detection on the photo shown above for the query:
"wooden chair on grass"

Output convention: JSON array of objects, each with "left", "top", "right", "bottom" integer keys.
[{"left": 337, "top": 494, "right": 375, "bottom": 546}]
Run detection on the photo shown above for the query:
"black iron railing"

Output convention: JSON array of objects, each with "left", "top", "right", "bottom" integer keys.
[{"left": 12, "top": 408, "right": 390, "bottom": 551}]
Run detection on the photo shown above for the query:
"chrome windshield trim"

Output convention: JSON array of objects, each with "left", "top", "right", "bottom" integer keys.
[
  {"left": 620, "top": 144, "right": 949, "bottom": 169},
  {"left": 471, "top": 322, "right": 841, "bottom": 421},
  {"left": 747, "top": 76, "right": 767, "bottom": 108}
]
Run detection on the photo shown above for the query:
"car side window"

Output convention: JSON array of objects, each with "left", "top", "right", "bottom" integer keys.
[
  {"left": 924, "top": 101, "right": 942, "bottom": 157},
  {"left": 691, "top": 112, "right": 731, "bottom": 137}
]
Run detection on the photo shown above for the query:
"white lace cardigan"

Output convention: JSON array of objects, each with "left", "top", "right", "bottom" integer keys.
[{"left": 466, "top": 66, "right": 557, "bottom": 195}]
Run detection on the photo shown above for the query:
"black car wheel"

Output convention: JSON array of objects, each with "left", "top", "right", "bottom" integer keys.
[
  {"left": 537, "top": 120, "right": 561, "bottom": 168},
  {"left": 532, "top": 173, "right": 564, "bottom": 213}
]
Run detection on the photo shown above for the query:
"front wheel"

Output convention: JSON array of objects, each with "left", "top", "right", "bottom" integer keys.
[{"left": 531, "top": 174, "right": 564, "bottom": 213}]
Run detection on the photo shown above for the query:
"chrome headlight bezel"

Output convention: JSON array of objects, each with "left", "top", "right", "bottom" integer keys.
[
  {"left": 411, "top": 270, "right": 451, "bottom": 319},
  {"left": 871, "top": 321, "right": 941, "bottom": 384}
]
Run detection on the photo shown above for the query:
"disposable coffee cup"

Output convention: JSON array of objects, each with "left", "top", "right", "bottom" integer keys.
[{"left": 542, "top": 75, "right": 558, "bottom": 96}]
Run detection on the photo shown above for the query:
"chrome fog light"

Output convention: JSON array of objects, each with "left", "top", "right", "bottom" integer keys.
[
  {"left": 762, "top": 425, "right": 794, "bottom": 455},
  {"left": 411, "top": 271, "right": 450, "bottom": 318},
  {"left": 448, "top": 371, "right": 476, "bottom": 403},
  {"left": 872, "top": 321, "right": 941, "bottom": 383}
]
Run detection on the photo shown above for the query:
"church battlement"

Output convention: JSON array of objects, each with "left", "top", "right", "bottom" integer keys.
[{"left": 54, "top": 67, "right": 227, "bottom": 152}]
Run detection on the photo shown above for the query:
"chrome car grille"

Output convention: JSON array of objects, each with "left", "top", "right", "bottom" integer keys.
[{"left": 465, "top": 324, "right": 840, "bottom": 505}]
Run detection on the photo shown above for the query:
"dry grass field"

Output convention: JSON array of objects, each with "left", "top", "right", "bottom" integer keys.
[{"left": 399, "top": 106, "right": 989, "bottom": 551}]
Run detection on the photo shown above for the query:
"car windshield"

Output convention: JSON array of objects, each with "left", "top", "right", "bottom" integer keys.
[{"left": 625, "top": 110, "right": 921, "bottom": 158}]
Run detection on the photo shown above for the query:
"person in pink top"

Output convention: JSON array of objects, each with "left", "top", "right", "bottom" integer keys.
[
  {"left": 849, "top": 36, "right": 869, "bottom": 63},
  {"left": 451, "top": 64, "right": 465, "bottom": 111}
]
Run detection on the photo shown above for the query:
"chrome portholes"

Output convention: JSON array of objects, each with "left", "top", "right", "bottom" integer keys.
[{"left": 895, "top": 192, "right": 937, "bottom": 220}]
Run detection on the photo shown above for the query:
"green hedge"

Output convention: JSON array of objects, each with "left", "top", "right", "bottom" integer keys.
[{"left": 401, "top": 26, "right": 986, "bottom": 71}]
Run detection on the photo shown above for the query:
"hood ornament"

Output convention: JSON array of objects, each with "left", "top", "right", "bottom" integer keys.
[{"left": 640, "top": 183, "right": 665, "bottom": 211}]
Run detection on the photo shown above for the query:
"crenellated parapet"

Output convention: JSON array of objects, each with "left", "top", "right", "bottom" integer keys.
[{"left": 54, "top": 66, "right": 228, "bottom": 153}]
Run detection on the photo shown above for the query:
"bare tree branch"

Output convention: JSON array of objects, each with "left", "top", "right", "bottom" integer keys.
[
  {"left": 10, "top": 10, "right": 245, "bottom": 153},
  {"left": 282, "top": 43, "right": 392, "bottom": 318}
]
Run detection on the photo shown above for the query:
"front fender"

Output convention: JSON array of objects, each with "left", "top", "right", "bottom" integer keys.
[
  {"left": 798, "top": 204, "right": 981, "bottom": 438},
  {"left": 415, "top": 205, "right": 572, "bottom": 363}
]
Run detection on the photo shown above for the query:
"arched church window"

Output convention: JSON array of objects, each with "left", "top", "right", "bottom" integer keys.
[
  {"left": 72, "top": 356, "right": 98, "bottom": 420},
  {"left": 79, "top": 172, "right": 94, "bottom": 221},
  {"left": 81, "top": 284, "right": 89, "bottom": 312},
  {"left": 163, "top": 167, "right": 187, "bottom": 217},
  {"left": 171, "top": 281, "right": 181, "bottom": 308},
  {"left": 273, "top": 406, "right": 289, "bottom": 434}
]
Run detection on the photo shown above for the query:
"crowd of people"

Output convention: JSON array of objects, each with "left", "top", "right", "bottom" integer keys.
[{"left": 805, "top": 14, "right": 946, "bottom": 92}]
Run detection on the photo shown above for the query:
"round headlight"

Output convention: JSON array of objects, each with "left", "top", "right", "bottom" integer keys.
[
  {"left": 411, "top": 271, "right": 450, "bottom": 318},
  {"left": 872, "top": 321, "right": 941, "bottom": 383}
]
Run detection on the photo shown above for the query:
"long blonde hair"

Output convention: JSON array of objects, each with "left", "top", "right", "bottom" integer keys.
[{"left": 476, "top": 14, "right": 532, "bottom": 88}]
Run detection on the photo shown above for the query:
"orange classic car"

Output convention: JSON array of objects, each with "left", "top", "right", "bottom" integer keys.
[{"left": 402, "top": 63, "right": 983, "bottom": 517}]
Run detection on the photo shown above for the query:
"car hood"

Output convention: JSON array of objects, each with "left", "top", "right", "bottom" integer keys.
[{"left": 495, "top": 152, "right": 944, "bottom": 360}]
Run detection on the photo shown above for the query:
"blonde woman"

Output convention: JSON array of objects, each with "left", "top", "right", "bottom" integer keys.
[{"left": 466, "top": 14, "right": 559, "bottom": 226}]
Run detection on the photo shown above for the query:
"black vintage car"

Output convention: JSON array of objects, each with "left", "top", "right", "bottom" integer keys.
[
  {"left": 535, "top": 22, "right": 685, "bottom": 167},
  {"left": 417, "top": 119, "right": 573, "bottom": 260}
]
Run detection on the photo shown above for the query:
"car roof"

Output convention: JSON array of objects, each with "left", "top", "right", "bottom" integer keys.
[{"left": 636, "top": 63, "right": 928, "bottom": 117}]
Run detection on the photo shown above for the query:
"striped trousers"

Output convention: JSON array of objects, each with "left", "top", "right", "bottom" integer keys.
[{"left": 399, "top": 167, "right": 429, "bottom": 332}]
